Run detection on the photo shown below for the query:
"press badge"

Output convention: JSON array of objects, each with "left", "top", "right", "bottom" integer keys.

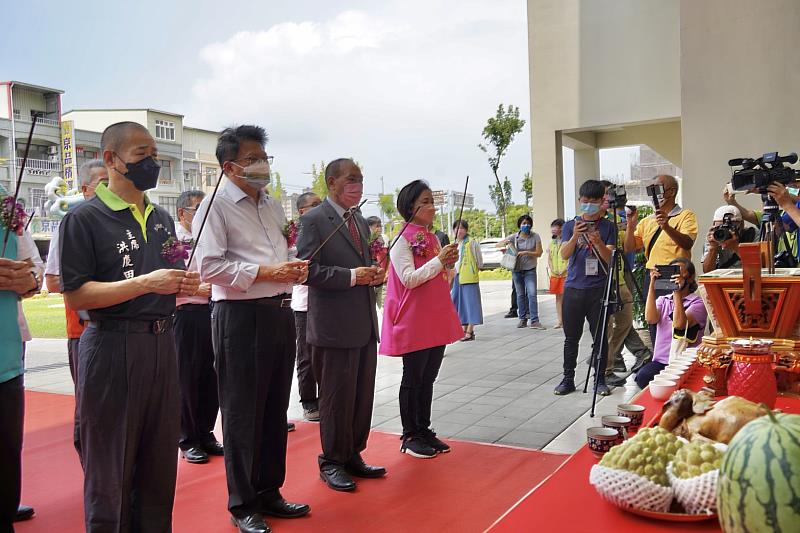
[{"left": 585, "top": 257, "right": 599, "bottom": 276}]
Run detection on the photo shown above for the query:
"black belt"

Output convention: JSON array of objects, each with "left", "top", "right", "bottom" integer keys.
[
  {"left": 222, "top": 294, "right": 292, "bottom": 308},
  {"left": 176, "top": 303, "right": 210, "bottom": 311},
  {"left": 88, "top": 317, "right": 174, "bottom": 335}
]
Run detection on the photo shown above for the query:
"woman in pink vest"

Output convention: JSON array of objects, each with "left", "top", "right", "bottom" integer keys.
[{"left": 380, "top": 180, "right": 463, "bottom": 459}]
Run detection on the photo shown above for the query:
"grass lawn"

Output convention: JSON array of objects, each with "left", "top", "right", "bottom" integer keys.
[{"left": 21, "top": 294, "right": 68, "bottom": 339}]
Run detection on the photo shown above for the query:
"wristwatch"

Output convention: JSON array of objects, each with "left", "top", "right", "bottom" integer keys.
[{"left": 23, "top": 270, "right": 42, "bottom": 298}]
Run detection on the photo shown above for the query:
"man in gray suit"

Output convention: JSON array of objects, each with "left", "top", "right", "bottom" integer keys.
[{"left": 296, "top": 158, "right": 386, "bottom": 492}]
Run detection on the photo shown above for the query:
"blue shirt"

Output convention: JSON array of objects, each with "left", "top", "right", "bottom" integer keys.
[{"left": 561, "top": 217, "right": 615, "bottom": 289}]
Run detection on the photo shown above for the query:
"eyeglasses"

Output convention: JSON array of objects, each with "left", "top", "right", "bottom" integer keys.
[{"left": 232, "top": 156, "right": 274, "bottom": 166}]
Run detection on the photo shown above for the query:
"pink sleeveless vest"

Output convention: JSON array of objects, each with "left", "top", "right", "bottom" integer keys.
[{"left": 379, "top": 224, "right": 464, "bottom": 356}]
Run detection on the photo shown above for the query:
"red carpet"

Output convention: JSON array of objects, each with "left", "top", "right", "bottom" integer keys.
[{"left": 16, "top": 391, "right": 567, "bottom": 532}]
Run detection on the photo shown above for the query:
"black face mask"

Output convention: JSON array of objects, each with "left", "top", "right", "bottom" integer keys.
[{"left": 116, "top": 154, "right": 161, "bottom": 191}]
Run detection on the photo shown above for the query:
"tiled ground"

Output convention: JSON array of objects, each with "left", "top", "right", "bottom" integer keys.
[{"left": 23, "top": 280, "right": 646, "bottom": 453}]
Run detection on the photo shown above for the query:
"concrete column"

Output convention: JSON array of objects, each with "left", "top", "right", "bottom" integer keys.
[{"left": 680, "top": 0, "right": 800, "bottom": 263}]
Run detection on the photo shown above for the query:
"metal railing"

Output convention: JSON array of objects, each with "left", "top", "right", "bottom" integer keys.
[
  {"left": 13, "top": 112, "right": 60, "bottom": 127},
  {"left": 15, "top": 158, "right": 62, "bottom": 172}
]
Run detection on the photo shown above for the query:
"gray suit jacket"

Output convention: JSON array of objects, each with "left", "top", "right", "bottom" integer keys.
[{"left": 296, "top": 199, "right": 379, "bottom": 348}]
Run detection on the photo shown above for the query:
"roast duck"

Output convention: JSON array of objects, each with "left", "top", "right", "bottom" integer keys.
[{"left": 658, "top": 389, "right": 768, "bottom": 443}]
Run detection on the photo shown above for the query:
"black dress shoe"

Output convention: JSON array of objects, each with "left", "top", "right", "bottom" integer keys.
[
  {"left": 504, "top": 310, "right": 518, "bottom": 318},
  {"left": 319, "top": 465, "right": 356, "bottom": 492},
  {"left": 261, "top": 498, "right": 310, "bottom": 518},
  {"left": 287, "top": 422, "right": 296, "bottom": 432},
  {"left": 230, "top": 513, "right": 270, "bottom": 533},
  {"left": 14, "top": 504, "right": 35, "bottom": 522},
  {"left": 345, "top": 456, "right": 387, "bottom": 478},
  {"left": 201, "top": 440, "right": 224, "bottom": 456},
  {"left": 181, "top": 447, "right": 209, "bottom": 464}
]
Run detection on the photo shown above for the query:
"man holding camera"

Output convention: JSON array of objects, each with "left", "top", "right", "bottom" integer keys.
[
  {"left": 701, "top": 205, "right": 757, "bottom": 273},
  {"left": 624, "top": 175, "right": 698, "bottom": 294}
]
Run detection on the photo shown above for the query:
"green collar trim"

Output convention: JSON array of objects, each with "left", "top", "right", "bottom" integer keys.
[{"left": 94, "top": 183, "right": 154, "bottom": 242}]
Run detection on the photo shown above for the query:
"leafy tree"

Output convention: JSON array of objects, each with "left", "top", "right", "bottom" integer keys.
[
  {"left": 522, "top": 172, "right": 532, "bottom": 207},
  {"left": 310, "top": 161, "right": 327, "bottom": 199},
  {"left": 267, "top": 171, "right": 283, "bottom": 200},
  {"left": 488, "top": 178, "right": 513, "bottom": 223},
  {"left": 478, "top": 104, "right": 526, "bottom": 235},
  {"left": 378, "top": 192, "right": 397, "bottom": 221}
]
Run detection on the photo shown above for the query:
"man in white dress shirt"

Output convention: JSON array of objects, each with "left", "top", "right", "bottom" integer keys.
[
  {"left": 173, "top": 190, "right": 222, "bottom": 465},
  {"left": 193, "top": 125, "right": 310, "bottom": 533}
]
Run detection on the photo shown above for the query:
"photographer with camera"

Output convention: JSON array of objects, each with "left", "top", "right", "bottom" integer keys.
[
  {"left": 701, "top": 205, "right": 757, "bottom": 273},
  {"left": 598, "top": 181, "right": 652, "bottom": 386},
  {"left": 553, "top": 179, "right": 615, "bottom": 397}
]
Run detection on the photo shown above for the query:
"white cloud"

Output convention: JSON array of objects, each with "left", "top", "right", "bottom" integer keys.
[{"left": 187, "top": 1, "right": 531, "bottom": 211}]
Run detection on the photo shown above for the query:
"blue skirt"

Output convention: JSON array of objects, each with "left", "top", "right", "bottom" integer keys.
[{"left": 450, "top": 274, "right": 483, "bottom": 326}]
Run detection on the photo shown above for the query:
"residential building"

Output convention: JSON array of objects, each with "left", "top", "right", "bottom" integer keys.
[
  {"left": 64, "top": 108, "right": 188, "bottom": 219},
  {"left": 182, "top": 126, "right": 221, "bottom": 196},
  {"left": 0, "top": 81, "right": 65, "bottom": 233}
]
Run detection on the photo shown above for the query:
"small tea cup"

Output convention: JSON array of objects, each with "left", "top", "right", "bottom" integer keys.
[
  {"left": 587, "top": 427, "right": 622, "bottom": 459},
  {"left": 650, "top": 378, "right": 678, "bottom": 400},
  {"left": 617, "top": 403, "right": 646, "bottom": 430},
  {"left": 601, "top": 415, "right": 632, "bottom": 441}
]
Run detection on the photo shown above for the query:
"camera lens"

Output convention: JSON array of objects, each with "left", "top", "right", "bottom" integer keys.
[{"left": 713, "top": 227, "right": 732, "bottom": 242}]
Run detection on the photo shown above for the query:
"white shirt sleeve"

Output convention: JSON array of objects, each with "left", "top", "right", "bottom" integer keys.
[
  {"left": 192, "top": 197, "right": 258, "bottom": 292},
  {"left": 45, "top": 230, "right": 60, "bottom": 276},
  {"left": 18, "top": 230, "right": 44, "bottom": 278},
  {"left": 389, "top": 236, "right": 443, "bottom": 290},
  {"left": 472, "top": 239, "right": 483, "bottom": 270}
]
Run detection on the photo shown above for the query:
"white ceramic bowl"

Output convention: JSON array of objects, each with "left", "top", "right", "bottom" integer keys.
[
  {"left": 649, "top": 379, "right": 678, "bottom": 400},
  {"left": 666, "top": 363, "right": 691, "bottom": 374},
  {"left": 659, "top": 370, "right": 683, "bottom": 384}
]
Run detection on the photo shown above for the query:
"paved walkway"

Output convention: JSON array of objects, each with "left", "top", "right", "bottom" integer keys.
[{"left": 23, "top": 280, "right": 643, "bottom": 454}]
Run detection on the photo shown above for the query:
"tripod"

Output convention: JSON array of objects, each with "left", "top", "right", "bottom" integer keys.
[
  {"left": 758, "top": 193, "right": 781, "bottom": 274},
  {"left": 582, "top": 207, "right": 625, "bottom": 417}
]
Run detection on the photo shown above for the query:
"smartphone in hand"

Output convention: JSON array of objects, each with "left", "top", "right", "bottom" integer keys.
[{"left": 654, "top": 264, "right": 680, "bottom": 292}]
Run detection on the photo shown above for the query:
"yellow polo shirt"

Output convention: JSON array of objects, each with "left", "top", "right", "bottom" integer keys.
[{"left": 633, "top": 207, "right": 698, "bottom": 269}]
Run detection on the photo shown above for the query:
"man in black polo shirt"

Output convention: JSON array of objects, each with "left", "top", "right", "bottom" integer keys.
[{"left": 60, "top": 121, "right": 200, "bottom": 532}]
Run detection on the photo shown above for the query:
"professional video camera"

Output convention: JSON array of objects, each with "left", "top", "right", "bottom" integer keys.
[
  {"left": 606, "top": 184, "right": 627, "bottom": 208},
  {"left": 729, "top": 151, "right": 800, "bottom": 192},
  {"left": 712, "top": 212, "right": 737, "bottom": 243}
]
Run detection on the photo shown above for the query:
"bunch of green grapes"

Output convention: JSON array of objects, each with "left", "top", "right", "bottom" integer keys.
[
  {"left": 599, "top": 427, "right": 683, "bottom": 486},
  {"left": 671, "top": 440, "right": 722, "bottom": 479}
]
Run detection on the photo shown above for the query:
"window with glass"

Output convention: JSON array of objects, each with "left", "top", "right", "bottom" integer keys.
[
  {"left": 158, "top": 196, "right": 178, "bottom": 220},
  {"left": 158, "top": 159, "right": 172, "bottom": 183},
  {"left": 155, "top": 120, "right": 176, "bottom": 141}
]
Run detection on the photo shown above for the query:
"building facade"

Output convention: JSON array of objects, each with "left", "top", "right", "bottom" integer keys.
[{"left": 527, "top": 0, "right": 800, "bottom": 283}]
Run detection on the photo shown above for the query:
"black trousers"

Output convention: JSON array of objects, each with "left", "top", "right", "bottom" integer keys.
[
  {"left": 399, "top": 346, "right": 445, "bottom": 439},
  {"left": 67, "top": 337, "right": 82, "bottom": 463},
  {"left": 311, "top": 340, "right": 377, "bottom": 468},
  {"left": 562, "top": 286, "right": 608, "bottom": 381},
  {"left": 0, "top": 375, "right": 23, "bottom": 533},
  {"left": 510, "top": 283, "right": 517, "bottom": 312},
  {"left": 293, "top": 311, "right": 318, "bottom": 409},
  {"left": 174, "top": 305, "right": 219, "bottom": 450},
  {"left": 212, "top": 301, "right": 295, "bottom": 517},
  {"left": 635, "top": 361, "right": 666, "bottom": 389},
  {"left": 78, "top": 325, "right": 180, "bottom": 533}
]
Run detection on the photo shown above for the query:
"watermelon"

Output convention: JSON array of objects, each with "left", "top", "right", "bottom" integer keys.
[{"left": 717, "top": 410, "right": 800, "bottom": 533}]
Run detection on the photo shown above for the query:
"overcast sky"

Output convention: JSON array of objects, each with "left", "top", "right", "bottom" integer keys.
[{"left": 5, "top": 0, "right": 538, "bottom": 212}]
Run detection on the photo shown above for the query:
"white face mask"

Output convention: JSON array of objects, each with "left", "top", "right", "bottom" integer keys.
[{"left": 233, "top": 161, "right": 271, "bottom": 188}]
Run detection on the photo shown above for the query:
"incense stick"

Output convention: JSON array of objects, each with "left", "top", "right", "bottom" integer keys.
[
  {"left": 187, "top": 168, "right": 226, "bottom": 269},
  {"left": 385, "top": 205, "right": 423, "bottom": 257},
  {"left": 304, "top": 199, "right": 369, "bottom": 261},
  {"left": 2, "top": 114, "right": 39, "bottom": 256}
]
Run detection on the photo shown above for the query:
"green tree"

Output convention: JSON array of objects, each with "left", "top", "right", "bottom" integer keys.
[
  {"left": 478, "top": 104, "right": 526, "bottom": 236},
  {"left": 488, "top": 177, "right": 513, "bottom": 226},
  {"left": 267, "top": 171, "right": 283, "bottom": 200},
  {"left": 310, "top": 161, "right": 327, "bottom": 199},
  {"left": 378, "top": 192, "right": 397, "bottom": 221},
  {"left": 522, "top": 172, "right": 532, "bottom": 207}
]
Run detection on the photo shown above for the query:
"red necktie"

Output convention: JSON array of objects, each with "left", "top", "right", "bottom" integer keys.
[{"left": 347, "top": 213, "right": 363, "bottom": 256}]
